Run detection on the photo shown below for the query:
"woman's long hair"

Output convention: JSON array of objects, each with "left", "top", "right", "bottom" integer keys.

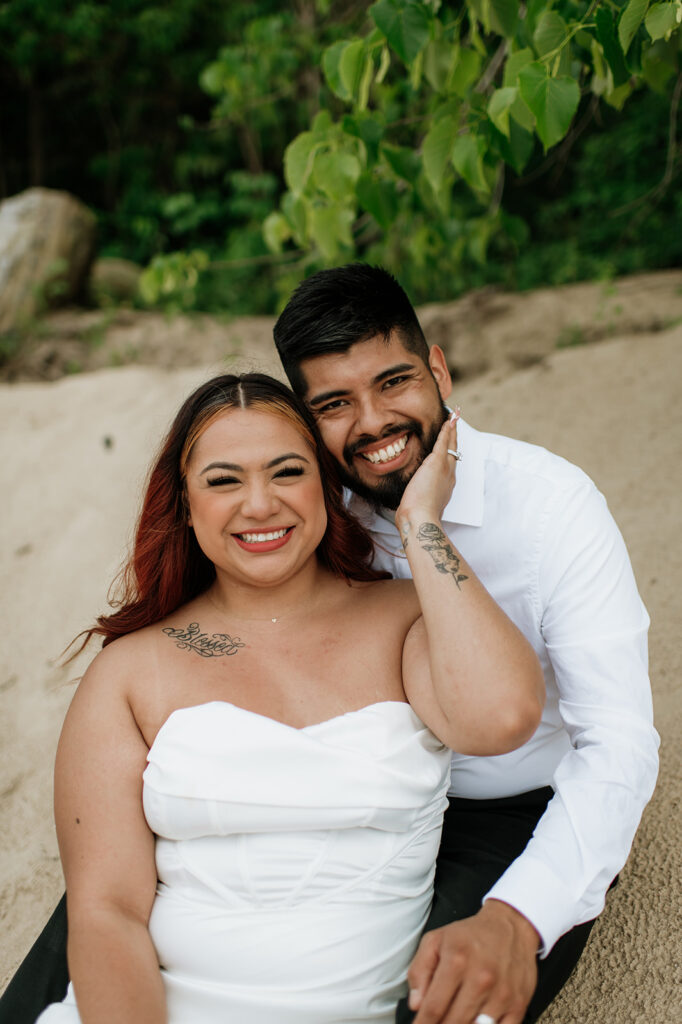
[{"left": 76, "top": 373, "right": 388, "bottom": 652}]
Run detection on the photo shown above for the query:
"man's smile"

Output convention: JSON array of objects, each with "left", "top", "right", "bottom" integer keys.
[{"left": 358, "top": 433, "right": 409, "bottom": 465}]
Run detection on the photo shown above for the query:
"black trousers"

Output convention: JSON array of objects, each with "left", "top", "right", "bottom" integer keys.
[
  {"left": 0, "top": 788, "right": 599, "bottom": 1024},
  {"left": 396, "top": 787, "right": 600, "bottom": 1024}
]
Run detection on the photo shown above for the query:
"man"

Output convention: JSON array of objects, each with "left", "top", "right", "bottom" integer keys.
[
  {"left": 0, "top": 264, "right": 658, "bottom": 1024},
  {"left": 272, "top": 264, "right": 659, "bottom": 1024}
]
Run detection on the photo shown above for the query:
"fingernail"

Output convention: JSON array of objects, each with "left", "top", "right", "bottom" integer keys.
[
  {"left": 449, "top": 406, "right": 460, "bottom": 423},
  {"left": 408, "top": 989, "right": 421, "bottom": 1010}
]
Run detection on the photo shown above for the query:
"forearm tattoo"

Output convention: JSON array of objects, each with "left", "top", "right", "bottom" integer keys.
[
  {"left": 162, "top": 622, "right": 245, "bottom": 657},
  {"left": 399, "top": 520, "right": 411, "bottom": 550},
  {"left": 416, "top": 523, "right": 469, "bottom": 589}
]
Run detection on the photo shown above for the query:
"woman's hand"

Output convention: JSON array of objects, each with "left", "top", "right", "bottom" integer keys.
[{"left": 396, "top": 412, "right": 459, "bottom": 542}]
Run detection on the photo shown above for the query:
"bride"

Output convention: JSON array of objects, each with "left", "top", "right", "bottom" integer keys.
[{"left": 37, "top": 373, "right": 543, "bottom": 1024}]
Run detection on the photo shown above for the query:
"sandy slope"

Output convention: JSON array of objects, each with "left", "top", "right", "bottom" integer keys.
[{"left": 1, "top": 314, "right": 680, "bottom": 1020}]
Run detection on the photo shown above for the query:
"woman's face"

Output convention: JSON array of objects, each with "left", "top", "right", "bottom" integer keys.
[{"left": 184, "top": 407, "right": 327, "bottom": 589}]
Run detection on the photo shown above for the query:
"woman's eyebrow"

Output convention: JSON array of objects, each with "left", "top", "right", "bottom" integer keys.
[
  {"left": 200, "top": 461, "right": 242, "bottom": 475},
  {"left": 264, "top": 453, "right": 310, "bottom": 469},
  {"left": 200, "top": 453, "right": 309, "bottom": 475}
]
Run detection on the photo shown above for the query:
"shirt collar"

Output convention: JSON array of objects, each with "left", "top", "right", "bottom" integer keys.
[{"left": 346, "top": 418, "right": 487, "bottom": 532}]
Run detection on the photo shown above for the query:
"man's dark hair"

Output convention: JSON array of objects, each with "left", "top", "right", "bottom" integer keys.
[{"left": 273, "top": 263, "right": 430, "bottom": 396}]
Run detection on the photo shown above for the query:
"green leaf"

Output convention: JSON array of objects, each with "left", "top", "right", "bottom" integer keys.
[
  {"left": 618, "top": 0, "right": 650, "bottom": 54},
  {"left": 503, "top": 48, "right": 535, "bottom": 86},
  {"left": 311, "top": 110, "right": 334, "bottom": 137},
  {"left": 382, "top": 143, "right": 421, "bottom": 182},
  {"left": 422, "top": 113, "right": 458, "bottom": 191},
  {"left": 604, "top": 81, "right": 633, "bottom": 110},
  {"left": 370, "top": 0, "right": 432, "bottom": 65},
  {"left": 342, "top": 112, "right": 385, "bottom": 163},
  {"left": 199, "top": 61, "right": 226, "bottom": 97},
  {"left": 356, "top": 173, "right": 400, "bottom": 228},
  {"left": 312, "top": 152, "right": 361, "bottom": 202},
  {"left": 518, "top": 62, "right": 580, "bottom": 150},
  {"left": 284, "top": 133, "right": 320, "bottom": 195},
  {"left": 358, "top": 53, "right": 375, "bottom": 110},
  {"left": 451, "top": 48, "right": 482, "bottom": 97},
  {"left": 645, "top": 2, "right": 679, "bottom": 41},
  {"left": 323, "top": 41, "right": 351, "bottom": 101},
  {"left": 339, "top": 40, "right": 366, "bottom": 100},
  {"left": 424, "top": 36, "right": 456, "bottom": 93},
  {"left": 533, "top": 11, "right": 567, "bottom": 58},
  {"left": 595, "top": 8, "right": 630, "bottom": 87},
  {"left": 641, "top": 41, "right": 677, "bottom": 90},
  {"left": 505, "top": 119, "right": 535, "bottom": 174},
  {"left": 490, "top": 0, "right": 520, "bottom": 38},
  {"left": 281, "top": 193, "right": 308, "bottom": 245},
  {"left": 262, "top": 211, "right": 291, "bottom": 254},
  {"left": 503, "top": 49, "right": 536, "bottom": 131},
  {"left": 452, "top": 135, "right": 490, "bottom": 194},
  {"left": 488, "top": 86, "right": 517, "bottom": 138},
  {"left": 310, "top": 204, "right": 355, "bottom": 262}
]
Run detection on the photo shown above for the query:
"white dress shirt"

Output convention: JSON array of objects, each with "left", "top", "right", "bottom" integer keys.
[{"left": 347, "top": 419, "right": 659, "bottom": 956}]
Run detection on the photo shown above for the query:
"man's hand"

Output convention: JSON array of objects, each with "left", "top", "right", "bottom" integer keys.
[
  {"left": 396, "top": 413, "right": 459, "bottom": 532},
  {"left": 407, "top": 900, "right": 540, "bottom": 1024}
]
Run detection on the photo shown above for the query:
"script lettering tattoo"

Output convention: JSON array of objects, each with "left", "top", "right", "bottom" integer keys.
[
  {"left": 416, "top": 523, "right": 469, "bottom": 590},
  {"left": 162, "top": 622, "right": 245, "bottom": 658}
]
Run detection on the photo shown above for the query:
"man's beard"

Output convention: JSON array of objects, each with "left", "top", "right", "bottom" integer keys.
[{"left": 337, "top": 406, "right": 448, "bottom": 511}]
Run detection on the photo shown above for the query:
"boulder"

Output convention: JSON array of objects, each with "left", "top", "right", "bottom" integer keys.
[
  {"left": 88, "top": 257, "right": 142, "bottom": 306},
  {"left": 0, "top": 187, "right": 96, "bottom": 334}
]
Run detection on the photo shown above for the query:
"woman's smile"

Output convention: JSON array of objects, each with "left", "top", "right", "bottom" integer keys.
[{"left": 233, "top": 526, "right": 295, "bottom": 552}]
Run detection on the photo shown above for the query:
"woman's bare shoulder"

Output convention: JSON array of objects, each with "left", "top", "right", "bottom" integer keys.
[{"left": 346, "top": 577, "right": 419, "bottom": 618}]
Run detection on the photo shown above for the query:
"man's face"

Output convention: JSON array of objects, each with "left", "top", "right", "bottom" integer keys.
[{"left": 300, "top": 333, "right": 452, "bottom": 510}]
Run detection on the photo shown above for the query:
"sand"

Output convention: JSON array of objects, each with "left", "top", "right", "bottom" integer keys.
[{"left": 1, "top": 276, "right": 681, "bottom": 1021}]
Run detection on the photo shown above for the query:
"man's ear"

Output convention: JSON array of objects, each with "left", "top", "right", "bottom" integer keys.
[{"left": 428, "top": 345, "right": 452, "bottom": 402}]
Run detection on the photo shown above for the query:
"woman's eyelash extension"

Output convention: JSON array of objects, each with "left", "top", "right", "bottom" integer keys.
[
  {"left": 275, "top": 466, "right": 304, "bottom": 478},
  {"left": 207, "top": 476, "right": 238, "bottom": 487}
]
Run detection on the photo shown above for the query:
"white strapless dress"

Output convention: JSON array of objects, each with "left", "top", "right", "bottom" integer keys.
[{"left": 38, "top": 700, "right": 451, "bottom": 1023}]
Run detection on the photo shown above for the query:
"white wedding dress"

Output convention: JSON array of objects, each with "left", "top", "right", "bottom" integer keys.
[{"left": 38, "top": 700, "right": 451, "bottom": 1023}]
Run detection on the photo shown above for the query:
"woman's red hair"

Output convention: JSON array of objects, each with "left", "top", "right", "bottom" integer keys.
[{"left": 75, "top": 373, "right": 388, "bottom": 652}]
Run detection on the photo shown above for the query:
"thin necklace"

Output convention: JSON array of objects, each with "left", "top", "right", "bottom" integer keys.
[{"left": 206, "top": 588, "right": 320, "bottom": 624}]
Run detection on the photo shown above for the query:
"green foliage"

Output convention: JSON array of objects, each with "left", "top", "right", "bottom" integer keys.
[
  {"left": 3, "top": 1, "right": 682, "bottom": 316},
  {"left": 260, "top": 0, "right": 682, "bottom": 301}
]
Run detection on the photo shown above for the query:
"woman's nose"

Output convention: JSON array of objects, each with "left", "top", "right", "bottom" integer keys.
[{"left": 240, "top": 481, "right": 280, "bottom": 520}]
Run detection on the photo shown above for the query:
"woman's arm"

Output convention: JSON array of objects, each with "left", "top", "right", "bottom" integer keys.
[
  {"left": 398, "top": 417, "right": 544, "bottom": 755},
  {"left": 54, "top": 641, "right": 165, "bottom": 1023}
]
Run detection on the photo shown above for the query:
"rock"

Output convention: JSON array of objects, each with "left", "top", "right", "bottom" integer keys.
[
  {"left": 0, "top": 188, "right": 96, "bottom": 334},
  {"left": 88, "top": 257, "right": 142, "bottom": 306}
]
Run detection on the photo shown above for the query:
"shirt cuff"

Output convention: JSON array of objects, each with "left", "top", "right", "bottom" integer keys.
[{"left": 483, "top": 856, "right": 599, "bottom": 958}]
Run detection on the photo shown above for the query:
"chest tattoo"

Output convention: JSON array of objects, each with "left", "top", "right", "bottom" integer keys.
[{"left": 161, "top": 622, "right": 246, "bottom": 658}]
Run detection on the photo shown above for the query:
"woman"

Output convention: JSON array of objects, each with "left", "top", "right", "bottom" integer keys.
[{"left": 37, "top": 373, "right": 543, "bottom": 1024}]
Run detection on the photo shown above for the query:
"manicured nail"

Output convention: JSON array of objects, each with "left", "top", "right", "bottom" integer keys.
[{"left": 449, "top": 406, "right": 461, "bottom": 423}]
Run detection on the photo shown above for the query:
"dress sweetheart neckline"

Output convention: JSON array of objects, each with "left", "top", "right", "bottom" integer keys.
[{"left": 148, "top": 699, "right": 416, "bottom": 754}]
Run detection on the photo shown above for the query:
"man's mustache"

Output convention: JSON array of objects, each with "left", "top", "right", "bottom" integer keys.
[{"left": 343, "top": 421, "right": 423, "bottom": 464}]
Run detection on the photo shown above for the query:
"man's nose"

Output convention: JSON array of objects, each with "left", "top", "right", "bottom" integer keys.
[{"left": 354, "top": 395, "right": 391, "bottom": 439}]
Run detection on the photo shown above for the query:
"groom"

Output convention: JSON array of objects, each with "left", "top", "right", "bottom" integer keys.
[
  {"left": 272, "top": 264, "right": 659, "bottom": 1024},
  {"left": 0, "top": 264, "right": 658, "bottom": 1024}
]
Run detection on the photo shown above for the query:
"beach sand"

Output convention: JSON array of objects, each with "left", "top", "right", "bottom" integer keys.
[{"left": 1, "top": 287, "right": 680, "bottom": 1020}]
